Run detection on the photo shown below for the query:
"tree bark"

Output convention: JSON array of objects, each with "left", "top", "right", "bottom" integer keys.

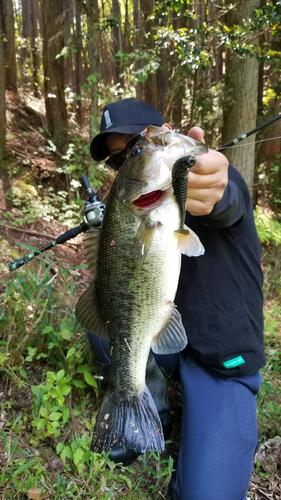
[
  {"left": 74, "top": 0, "right": 83, "bottom": 125},
  {"left": 133, "top": 0, "right": 142, "bottom": 100},
  {"left": 1, "top": 0, "right": 17, "bottom": 92},
  {"left": 42, "top": 0, "right": 68, "bottom": 153},
  {"left": 31, "top": 0, "right": 40, "bottom": 97},
  {"left": 124, "top": 0, "right": 131, "bottom": 55},
  {"left": 141, "top": 0, "right": 158, "bottom": 108},
  {"left": 21, "top": 0, "right": 32, "bottom": 78},
  {"left": 222, "top": 0, "right": 260, "bottom": 194},
  {"left": 87, "top": 0, "right": 100, "bottom": 140},
  {"left": 63, "top": 0, "right": 74, "bottom": 90},
  {"left": 0, "top": 0, "right": 6, "bottom": 161},
  {"left": 112, "top": 0, "right": 123, "bottom": 83}
]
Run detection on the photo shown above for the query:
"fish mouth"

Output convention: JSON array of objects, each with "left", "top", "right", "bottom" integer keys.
[{"left": 133, "top": 190, "right": 164, "bottom": 209}]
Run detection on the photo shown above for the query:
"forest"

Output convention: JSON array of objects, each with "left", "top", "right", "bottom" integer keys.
[{"left": 0, "top": 0, "right": 280, "bottom": 499}]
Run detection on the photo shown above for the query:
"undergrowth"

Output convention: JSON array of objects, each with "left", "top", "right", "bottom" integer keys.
[
  {"left": 0, "top": 260, "right": 173, "bottom": 499},
  {"left": 0, "top": 208, "right": 280, "bottom": 498}
]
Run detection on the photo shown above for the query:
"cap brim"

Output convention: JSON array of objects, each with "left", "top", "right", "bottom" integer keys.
[{"left": 90, "top": 125, "right": 150, "bottom": 161}]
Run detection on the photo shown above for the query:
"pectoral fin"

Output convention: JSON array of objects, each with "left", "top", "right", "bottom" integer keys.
[
  {"left": 134, "top": 217, "right": 159, "bottom": 263},
  {"left": 151, "top": 305, "right": 187, "bottom": 354},
  {"left": 75, "top": 280, "right": 109, "bottom": 338},
  {"left": 175, "top": 225, "right": 205, "bottom": 257}
]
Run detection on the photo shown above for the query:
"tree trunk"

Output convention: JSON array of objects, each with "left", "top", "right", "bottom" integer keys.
[
  {"left": 0, "top": 0, "right": 6, "bottom": 161},
  {"left": 74, "top": 0, "right": 83, "bottom": 126},
  {"left": 112, "top": 0, "right": 123, "bottom": 83},
  {"left": 133, "top": 0, "right": 142, "bottom": 100},
  {"left": 31, "top": 0, "right": 40, "bottom": 97},
  {"left": 158, "top": 48, "right": 168, "bottom": 120},
  {"left": 42, "top": 0, "right": 68, "bottom": 153},
  {"left": 21, "top": 0, "right": 32, "bottom": 80},
  {"left": 222, "top": 0, "right": 260, "bottom": 194},
  {"left": 87, "top": 0, "right": 100, "bottom": 140},
  {"left": 63, "top": 0, "right": 74, "bottom": 90},
  {"left": 141, "top": 0, "right": 158, "bottom": 108},
  {"left": 124, "top": 0, "right": 130, "bottom": 55},
  {"left": 2, "top": 0, "right": 17, "bottom": 92}
]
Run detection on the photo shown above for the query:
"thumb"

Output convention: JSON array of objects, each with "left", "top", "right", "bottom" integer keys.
[{"left": 188, "top": 127, "right": 205, "bottom": 143}]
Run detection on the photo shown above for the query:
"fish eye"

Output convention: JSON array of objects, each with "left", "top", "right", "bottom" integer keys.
[{"left": 131, "top": 146, "right": 142, "bottom": 157}]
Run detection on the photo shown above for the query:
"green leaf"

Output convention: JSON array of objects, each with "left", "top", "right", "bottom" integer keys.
[
  {"left": 83, "top": 372, "right": 98, "bottom": 388},
  {"left": 73, "top": 379, "right": 86, "bottom": 388},
  {"left": 13, "top": 459, "right": 37, "bottom": 476},
  {"left": 49, "top": 412, "right": 62, "bottom": 421},
  {"left": 105, "top": 484, "right": 115, "bottom": 499},
  {"left": 36, "top": 353, "right": 48, "bottom": 359},
  {"left": 57, "top": 369, "right": 65, "bottom": 380},
  {"left": 19, "top": 367, "right": 27, "bottom": 378},
  {"left": 76, "top": 364, "right": 93, "bottom": 373},
  {"left": 56, "top": 442, "right": 64, "bottom": 454},
  {"left": 61, "top": 446, "right": 73, "bottom": 464},
  {"left": 37, "top": 418, "right": 46, "bottom": 430},
  {"left": 42, "top": 325, "right": 54, "bottom": 334},
  {"left": 40, "top": 407, "right": 48, "bottom": 418},
  {"left": 60, "top": 329, "right": 73, "bottom": 340},
  {"left": 62, "top": 407, "right": 70, "bottom": 424},
  {"left": 119, "top": 474, "right": 132, "bottom": 489},
  {"left": 73, "top": 448, "right": 84, "bottom": 467},
  {"left": 66, "top": 347, "right": 76, "bottom": 359},
  {"left": 59, "top": 386, "right": 71, "bottom": 396}
]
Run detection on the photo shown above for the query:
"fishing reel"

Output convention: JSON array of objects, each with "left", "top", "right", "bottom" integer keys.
[
  {"left": 8, "top": 175, "right": 106, "bottom": 271},
  {"left": 80, "top": 175, "right": 105, "bottom": 227}
]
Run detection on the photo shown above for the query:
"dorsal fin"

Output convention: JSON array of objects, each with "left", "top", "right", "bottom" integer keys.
[
  {"left": 84, "top": 227, "right": 101, "bottom": 276},
  {"left": 75, "top": 280, "right": 108, "bottom": 338}
]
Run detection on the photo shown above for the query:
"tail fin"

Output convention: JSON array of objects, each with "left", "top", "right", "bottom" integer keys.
[{"left": 91, "top": 383, "right": 164, "bottom": 454}]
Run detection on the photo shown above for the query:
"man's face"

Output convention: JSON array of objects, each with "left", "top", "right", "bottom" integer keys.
[
  {"left": 105, "top": 131, "right": 146, "bottom": 171},
  {"left": 105, "top": 124, "right": 171, "bottom": 171}
]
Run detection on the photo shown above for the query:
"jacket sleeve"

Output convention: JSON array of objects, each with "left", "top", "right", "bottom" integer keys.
[{"left": 192, "top": 166, "right": 252, "bottom": 229}]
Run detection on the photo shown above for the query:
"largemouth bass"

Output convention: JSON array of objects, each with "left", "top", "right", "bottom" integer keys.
[{"left": 76, "top": 126, "right": 208, "bottom": 454}]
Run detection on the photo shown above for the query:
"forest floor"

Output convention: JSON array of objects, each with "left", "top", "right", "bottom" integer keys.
[{"left": 0, "top": 93, "right": 280, "bottom": 499}]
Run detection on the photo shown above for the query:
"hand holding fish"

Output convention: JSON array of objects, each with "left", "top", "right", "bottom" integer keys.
[{"left": 186, "top": 127, "right": 229, "bottom": 216}]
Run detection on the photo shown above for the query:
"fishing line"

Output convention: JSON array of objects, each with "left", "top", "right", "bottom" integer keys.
[
  {"left": 163, "top": 129, "right": 187, "bottom": 155},
  {"left": 217, "top": 135, "right": 281, "bottom": 150},
  {"left": 217, "top": 114, "right": 281, "bottom": 152}
]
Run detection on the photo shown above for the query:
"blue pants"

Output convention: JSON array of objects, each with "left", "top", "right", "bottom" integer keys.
[{"left": 88, "top": 333, "right": 261, "bottom": 500}]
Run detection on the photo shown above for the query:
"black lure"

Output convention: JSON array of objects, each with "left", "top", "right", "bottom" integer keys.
[{"left": 172, "top": 156, "right": 196, "bottom": 232}]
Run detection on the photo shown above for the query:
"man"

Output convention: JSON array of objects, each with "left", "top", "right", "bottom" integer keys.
[{"left": 88, "top": 98, "right": 266, "bottom": 500}]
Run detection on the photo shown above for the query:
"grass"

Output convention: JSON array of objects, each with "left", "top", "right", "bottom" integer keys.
[
  {"left": 0, "top": 259, "right": 174, "bottom": 499},
  {"left": 0, "top": 219, "right": 281, "bottom": 499}
]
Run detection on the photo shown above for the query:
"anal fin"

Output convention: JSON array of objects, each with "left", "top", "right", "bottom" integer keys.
[{"left": 151, "top": 305, "right": 187, "bottom": 355}]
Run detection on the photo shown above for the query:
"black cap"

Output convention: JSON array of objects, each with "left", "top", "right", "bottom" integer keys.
[{"left": 90, "top": 98, "right": 164, "bottom": 161}]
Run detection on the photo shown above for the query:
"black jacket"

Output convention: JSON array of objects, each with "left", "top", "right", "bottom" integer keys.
[{"left": 176, "top": 166, "right": 266, "bottom": 376}]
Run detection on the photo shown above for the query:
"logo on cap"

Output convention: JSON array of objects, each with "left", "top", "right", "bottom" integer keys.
[{"left": 104, "top": 110, "right": 113, "bottom": 129}]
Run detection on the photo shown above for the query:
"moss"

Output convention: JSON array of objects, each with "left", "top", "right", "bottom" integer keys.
[{"left": 12, "top": 179, "right": 39, "bottom": 201}]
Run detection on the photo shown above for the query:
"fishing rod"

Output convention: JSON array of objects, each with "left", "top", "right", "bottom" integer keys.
[
  {"left": 8, "top": 114, "right": 281, "bottom": 272},
  {"left": 217, "top": 114, "right": 281, "bottom": 152},
  {"left": 8, "top": 175, "right": 105, "bottom": 272}
]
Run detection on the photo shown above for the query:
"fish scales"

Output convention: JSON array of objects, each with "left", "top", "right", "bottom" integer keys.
[{"left": 98, "top": 185, "right": 182, "bottom": 396}]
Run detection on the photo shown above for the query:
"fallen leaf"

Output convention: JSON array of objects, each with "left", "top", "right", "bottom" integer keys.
[
  {"left": 27, "top": 487, "right": 49, "bottom": 500},
  {"left": 50, "top": 458, "right": 64, "bottom": 472}
]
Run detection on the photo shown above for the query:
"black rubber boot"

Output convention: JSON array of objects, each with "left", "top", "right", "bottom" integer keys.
[{"left": 145, "top": 352, "right": 172, "bottom": 440}]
